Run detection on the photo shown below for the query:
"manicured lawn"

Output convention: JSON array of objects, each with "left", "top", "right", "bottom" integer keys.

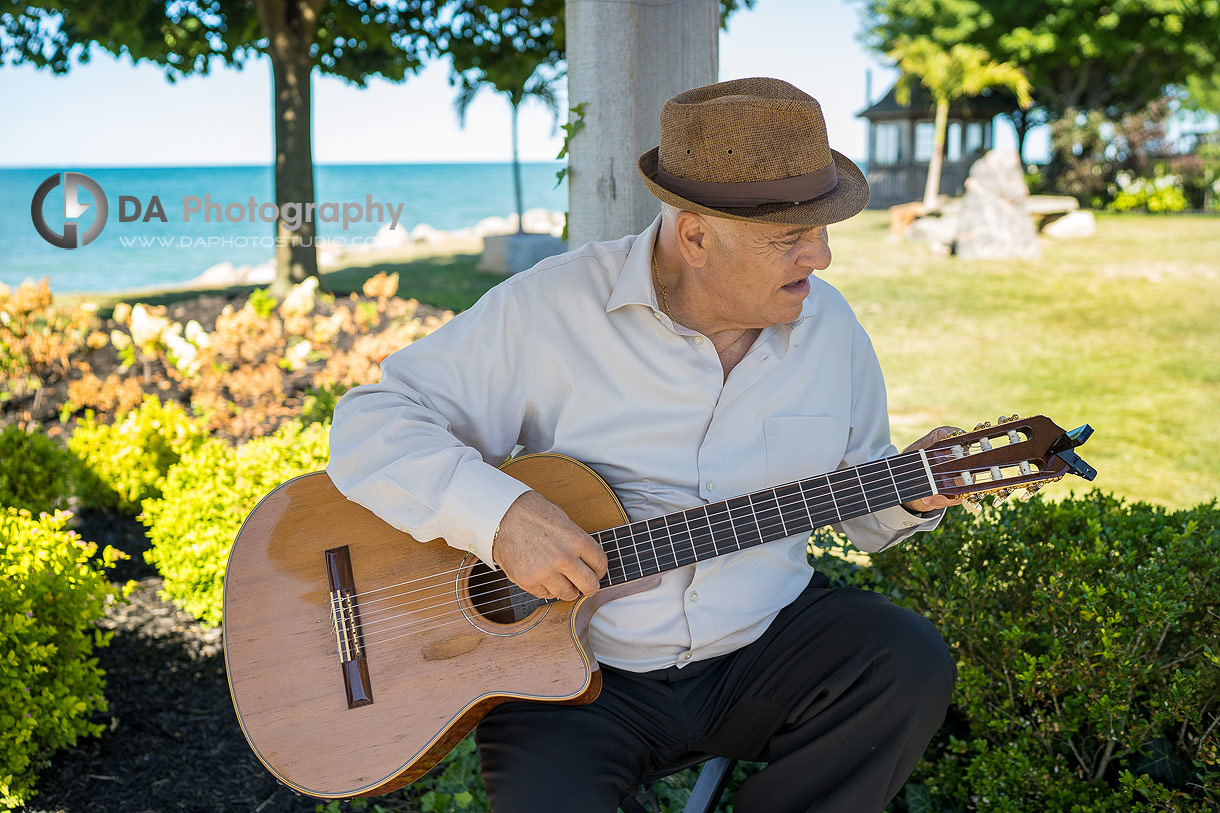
[{"left": 821, "top": 211, "right": 1219, "bottom": 508}]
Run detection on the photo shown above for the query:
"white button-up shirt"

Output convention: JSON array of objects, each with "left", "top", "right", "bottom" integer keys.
[{"left": 326, "top": 215, "right": 942, "bottom": 672}]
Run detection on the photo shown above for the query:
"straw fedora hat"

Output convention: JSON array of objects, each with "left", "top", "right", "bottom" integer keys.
[{"left": 638, "top": 77, "right": 869, "bottom": 226}]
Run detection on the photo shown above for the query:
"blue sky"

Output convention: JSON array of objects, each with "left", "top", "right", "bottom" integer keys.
[{"left": 0, "top": 0, "right": 1040, "bottom": 167}]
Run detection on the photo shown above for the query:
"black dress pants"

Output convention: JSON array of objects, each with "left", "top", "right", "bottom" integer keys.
[{"left": 474, "top": 572, "right": 956, "bottom": 813}]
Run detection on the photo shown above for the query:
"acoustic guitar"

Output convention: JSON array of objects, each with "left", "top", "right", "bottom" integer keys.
[{"left": 222, "top": 414, "right": 1095, "bottom": 799}]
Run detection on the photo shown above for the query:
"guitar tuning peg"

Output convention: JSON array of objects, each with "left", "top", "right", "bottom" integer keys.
[
  {"left": 997, "top": 414, "right": 1019, "bottom": 424},
  {"left": 960, "top": 495, "right": 983, "bottom": 514},
  {"left": 974, "top": 421, "right": 992, "bottom": 431},
  {"left": 991, "top": 488, "right": 1015, "bottom": 507},
  {"left": 1017, "top": 483, "right": 1043, "bottom": 501}
]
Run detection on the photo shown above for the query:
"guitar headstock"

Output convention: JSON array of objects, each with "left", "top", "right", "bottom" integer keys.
[{"left": 924, "top": 415, "right": 1097, "bottom": 512}]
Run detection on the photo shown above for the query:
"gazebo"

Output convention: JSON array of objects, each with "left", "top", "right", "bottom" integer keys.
[{"left": 857, "top": 82, "right": 1013, "bottom": 209}]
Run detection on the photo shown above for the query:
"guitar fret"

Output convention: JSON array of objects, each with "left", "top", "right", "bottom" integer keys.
[
  {"left": 774, "top": 482, "right": 809, "bottom": 532},
  {"left": 647, "top": 517, "right": 678, "bottom": 573},
  {"left": 703, "top": 502, "right": 732, "bottom": 555},
  {"left": 854, "top": 467, "right": 872, "bottom": 512},
  {"left": 670, "top": 512, "right": 699, "bottom": 568},
  {"left": 884, "top": 457, "right": 902, "bottom": 507},
  {"left": 621, "top": 524, "right": 645, "bottom": 581},
  {"left": 827, "top": 469, "right": 869, "bottom": 520},
  {"left": 599, "top": 529, "right": 624, "bottom": 586},
  {"left": 591, "top": 450, "right": 941, "bottom": 586},
  {"left": 803, "top": 476, "right": 839, "bottom": 525},
  {"left": 686, "top": 507, "right": 714, "bottom": 560},
  {"left": 859, "top": 459, "right": 898, "bottom": 509},
  {"left": 749, "top": 490, "right": 786, "bottom": 541},
  {"left": 725, "top": 495, "right": 760, "bottom": 550}
]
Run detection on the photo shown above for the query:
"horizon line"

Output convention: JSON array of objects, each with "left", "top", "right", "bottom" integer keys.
[{"left": 0, "top": 159, "right": 576, "bottom": 170}]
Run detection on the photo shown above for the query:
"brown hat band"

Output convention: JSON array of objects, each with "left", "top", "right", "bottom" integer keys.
[{"left": 655, "top": 162, "right": 839, "bottom": 207}]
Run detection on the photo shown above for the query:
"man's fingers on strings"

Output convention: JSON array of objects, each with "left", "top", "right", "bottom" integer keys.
[{"left": 543, "top": 576, "right": 582, "bottom": 602}]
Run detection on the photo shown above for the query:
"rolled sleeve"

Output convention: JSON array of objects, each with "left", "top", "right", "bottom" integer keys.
[{"left": 438, "top": 462, "right": 533, "bottom": 566}]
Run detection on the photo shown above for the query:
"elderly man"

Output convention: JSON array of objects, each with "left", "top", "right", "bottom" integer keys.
[{"left": 327, "top": 77, "right": 958, "bottom": 812}]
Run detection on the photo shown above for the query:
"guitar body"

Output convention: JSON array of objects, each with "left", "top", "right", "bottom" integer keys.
[{"left": 223, "top": 453, "right": 639, "bottom": 799}]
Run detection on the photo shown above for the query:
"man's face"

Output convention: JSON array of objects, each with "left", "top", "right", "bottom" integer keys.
[{"left": 700, "top": 219, "right": 832, "bottom": 330}]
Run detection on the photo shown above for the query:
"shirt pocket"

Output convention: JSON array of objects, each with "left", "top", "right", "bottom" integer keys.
[{"left": 763, "top": 415, "right": 845, "bottom": 486}]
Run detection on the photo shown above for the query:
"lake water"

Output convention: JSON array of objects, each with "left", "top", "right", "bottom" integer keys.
[{"left": 1, "top": 162, "right": 568, "bottom": 293}]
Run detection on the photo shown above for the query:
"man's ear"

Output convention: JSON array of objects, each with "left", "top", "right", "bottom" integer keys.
[{"left": 674, "top": 211, "right": 713, "bottom": 268}]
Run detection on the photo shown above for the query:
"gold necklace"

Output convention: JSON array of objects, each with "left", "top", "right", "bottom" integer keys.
[{"left": 652, "top": 253, "right": 674, "bottom": 321}]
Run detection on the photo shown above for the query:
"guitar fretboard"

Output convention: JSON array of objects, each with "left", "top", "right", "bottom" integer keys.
[{"left": 593, "top": 451, "right": 936, "bottom": 587}]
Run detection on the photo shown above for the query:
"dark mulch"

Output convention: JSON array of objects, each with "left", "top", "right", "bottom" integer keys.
[{"left": 20, "top": 511, "right": 327, "bottom": 813}]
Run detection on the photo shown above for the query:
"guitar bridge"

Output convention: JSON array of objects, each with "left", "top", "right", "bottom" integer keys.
[{"left": 325, "top": 546, "right": 373, "bottom": 709}]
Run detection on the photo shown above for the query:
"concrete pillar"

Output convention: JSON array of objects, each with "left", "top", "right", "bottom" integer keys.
[{"left": 565, "top": 0, "right": 719, "bottom": 248}]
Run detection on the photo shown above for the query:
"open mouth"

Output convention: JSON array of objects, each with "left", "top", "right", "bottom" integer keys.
[{"left": 780, "top": 277, "right": 811, "bottom": 295}]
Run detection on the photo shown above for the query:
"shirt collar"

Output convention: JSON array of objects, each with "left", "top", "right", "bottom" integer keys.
[
  {"left": 605, "top": 214, "right": 665, "bottom": 315},
  {"left": 604, "top": 212, "right": 819, "bottom": 330}
]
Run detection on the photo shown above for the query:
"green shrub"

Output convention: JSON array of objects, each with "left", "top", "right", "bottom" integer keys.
[
  {"left": 141, "top": 420, "right": 330, "bottom": 626},
  {"left": 1109, "top": 171, "right": 1190, "bottom": 213},
  {"left": 849, "top": 493, "right": 1220, "bottom": 811},
  {"left": 0, "top": 507, "right": 124, "bottom": 810},
  {"left": 68, "top": 395, "right": 207, "bottom": 515},
  {"left": 0, "top": 425, "right": 73, "bottom": 514},
  {"left": 301, "top": 382, "right": 348, "bottom": 427}
]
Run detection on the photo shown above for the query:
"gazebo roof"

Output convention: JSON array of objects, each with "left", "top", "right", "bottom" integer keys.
[{"left": 857, "top": 81, "right": 1014, "bottom": 121}]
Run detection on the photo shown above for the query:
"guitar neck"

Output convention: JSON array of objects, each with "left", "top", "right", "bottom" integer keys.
[{"left": 594, "top": 450, "right": 936, "bottom": 587}]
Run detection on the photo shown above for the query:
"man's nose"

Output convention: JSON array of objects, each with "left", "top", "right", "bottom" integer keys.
[{"left": 796, "top": 239, "right": 831, "bottom": 270}]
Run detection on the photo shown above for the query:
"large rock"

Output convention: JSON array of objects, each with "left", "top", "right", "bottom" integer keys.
[
  {"left": 954, "top": 150, "right": 1042, "bottom": 260},
  {"left": 190, "top": 259, "right": 274, "bottom": 287},
  {"left": 373, "top": 221, "right": 411, "bottom": 249},
  {"left": 905, "top": 214, "right": 958, "bottom": 255},
  {"left": 1041, "top": 209, "right": 1096, "bottom": 239}
]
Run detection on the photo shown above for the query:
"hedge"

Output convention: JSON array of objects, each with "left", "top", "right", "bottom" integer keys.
[
  {"left": 813, "top": 493, "right": 1220, "bottom": 812},
  {"left": 68, "top": 395, "right": 207, "bottom": 515},
  {"left": 140, "top": 420, "right": 330, "bottom": 627},
  {"left": 0, "top": 508, "right": 124, "bottom": 810},
  {"left": 0, "top": 425, "right": 73, "bottom": 514}
]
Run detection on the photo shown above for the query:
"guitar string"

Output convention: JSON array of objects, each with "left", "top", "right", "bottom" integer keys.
[
  {"left": 346, "top": 448, "right": 971, "bottom": 610},
  {"left": 334, "top": 444, "right": 1000, "bottom": 600},
  {"left": 341, "top": 462, "right": 944, "bottom": 635},
  {"left": 342, "top": 447, "right": 1038, "bottom": 629},
  {"left": 345, "top": 469, "right": 937, "bottom": 636},
  {"left": 350, "top": 458, "right": 937, "bottom": 619},
  {"left": 343, "top": 458, "right": 963, "bottom": 630},
  {"left": 348, "top": 470, "right": 1046, "bottom": 646},
  {"left": 340, "top": 451, "right": 956, "bottom": 605}
]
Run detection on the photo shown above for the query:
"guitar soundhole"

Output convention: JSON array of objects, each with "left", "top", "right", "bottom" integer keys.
[{"left": 464, "top": 560, "right": 548, "bottom": 628}]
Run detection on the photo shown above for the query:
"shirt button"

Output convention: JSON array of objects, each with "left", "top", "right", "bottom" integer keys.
[
  {"left": 705, "top": 480, "right": 715, "bottom": 492},
  {"left": 688, "top": 591, "right": 699, "bottom": 602},
  {"left": 693, "top": 336, "right": 705, "bottom": 345},
  {"left": 682, "top": 652, "right": 692, "bottom": 661},
  {"left": 654, "top": 312, "right": 663, "bottom": 320}
]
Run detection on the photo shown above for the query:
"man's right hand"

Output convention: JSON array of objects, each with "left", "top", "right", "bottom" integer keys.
[{"left": 491, "top": 490, "right": 609, "bottom": 601}]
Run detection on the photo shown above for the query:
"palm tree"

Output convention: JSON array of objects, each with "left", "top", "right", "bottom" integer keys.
[
  {"left": 888, "top": 39, "right": 1034, "bottom": 209},
  {"left": 454, "top": 64, "right": 564, "bottom": 233}
]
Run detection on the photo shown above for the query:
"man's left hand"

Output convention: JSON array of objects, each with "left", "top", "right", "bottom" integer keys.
[{"left": 901, "top": 426, "right": 965, "bottom": 514}]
